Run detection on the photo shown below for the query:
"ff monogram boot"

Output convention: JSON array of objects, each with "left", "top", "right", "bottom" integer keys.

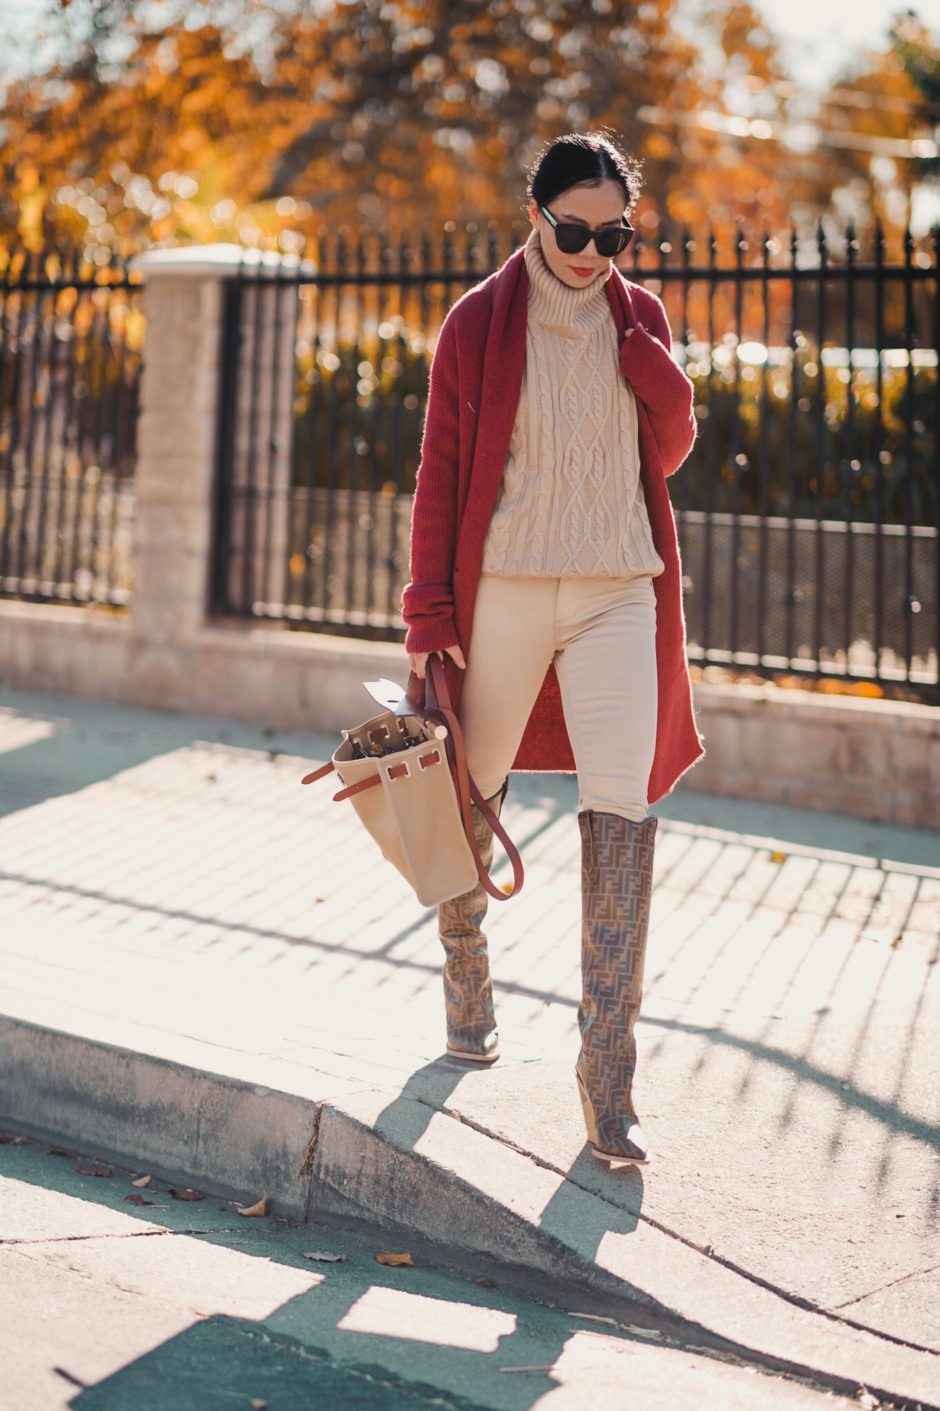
[
  {"left": 575, "top": 809, "right": 658, "bottom": 1164},
  {"left": 437, "top": 783, "right": 508, "bottom": 1063}
]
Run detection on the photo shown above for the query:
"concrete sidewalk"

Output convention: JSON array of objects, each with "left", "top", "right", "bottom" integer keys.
[{"left": 1, "top": 687, "right": 938, "bottom": 1406}]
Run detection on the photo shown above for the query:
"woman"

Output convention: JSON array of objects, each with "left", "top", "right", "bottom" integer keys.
[{"left": 402, "top": 132, "right": 704, "bottom": 1165}]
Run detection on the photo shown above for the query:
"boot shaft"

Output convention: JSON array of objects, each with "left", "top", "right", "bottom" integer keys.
[
  {"left": 577, "top": 810, "right": 658, "bottom": 1154},
  {"left": 437, "top": 783, "right": 507, "bottom": 1063},
  {"left": 579, "top": 810, "right": 657, "bottom": 935}
]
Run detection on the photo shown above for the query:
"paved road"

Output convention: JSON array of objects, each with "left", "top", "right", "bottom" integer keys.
[{"left": 1, "top": 1130, "right": 866, "bottom": 1411}]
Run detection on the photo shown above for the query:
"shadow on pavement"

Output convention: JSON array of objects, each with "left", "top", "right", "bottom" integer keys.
[
  {"left": 0, "top": 687, "right": 333, "bottom": 818},
  {"left": 69, "top": 1314, "right": 506, "bottom": 1411},
  {"left": 1, "top": 1133, "right": 578, "bottom": 1411}
]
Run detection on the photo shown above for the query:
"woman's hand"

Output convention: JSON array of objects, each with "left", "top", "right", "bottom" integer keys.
[{"left": 408, "top": 645, "right": 467, "bottom": 679}]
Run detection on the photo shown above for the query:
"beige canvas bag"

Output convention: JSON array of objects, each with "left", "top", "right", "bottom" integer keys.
[{"left": 302, "top": 657, "right": 524, "bottom": 909}]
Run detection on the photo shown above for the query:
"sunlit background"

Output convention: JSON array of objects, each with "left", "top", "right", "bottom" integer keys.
[{"left": 0, "top": 0, "right": 935, "bottom": 253}]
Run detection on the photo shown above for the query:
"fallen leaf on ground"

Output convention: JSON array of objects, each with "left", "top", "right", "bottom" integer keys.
[
  {"left": 11, "top": 1136, "right": 29, "bottom": 1145},
  {"left": 169, "top": 1188, "right": 204, "bottom": 1202},
  {"left": 769, "top": 850, "right": 787, "bottom": 864},
  {"left": 124, "top": 1194, "right": 157, "bottom": 1206},
  {"left": 250, "top": 1400, "right": 269, "bottom": 1410},
  {"left": 375, "top": 1252, "right": 414, "bottom": 1267},
  {"left": 131, "top": 1174, "right": 152, "bottom": 1188},
  {"left": 474, "top": 1277, "right": 494, "bottom": 1288},
  {"left": 570, "top": 1313, "right": 617, "bottom": 1325},
  {"left": 75, "top": 1163, "right": 112, "bottom": 1178},
  {"left": 46, "top": 1146, "right": 70, "bottom": 1157},
  {"left": 0, "top": 1132, "right": 14, "bottom": 1144},
  {"left": 303, "top": 1251, "right": 347, "bottom": 1263},
  {"left": 237, "top": 1195, "right": 270, "bottom": 1218}
]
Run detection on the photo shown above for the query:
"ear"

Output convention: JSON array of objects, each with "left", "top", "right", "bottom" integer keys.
[{"left": 528, "top": 198, "right": 539, "bottom": 226}]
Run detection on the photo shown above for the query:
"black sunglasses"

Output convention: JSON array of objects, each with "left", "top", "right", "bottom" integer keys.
[{"left": 540, "top": 205, "right": 635, "bottom": 258}]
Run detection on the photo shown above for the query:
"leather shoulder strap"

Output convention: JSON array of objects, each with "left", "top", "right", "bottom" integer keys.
[{"left": 421, "top": 657, "right": 524, "bottom": 901}]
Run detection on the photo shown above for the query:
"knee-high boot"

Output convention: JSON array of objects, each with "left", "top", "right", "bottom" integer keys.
[
  {"left": 575, "top": 809, "right": 658, "bottom": 1163},
  {"left": 436, "top": 783, "right": 507, "bottom": 1063}
]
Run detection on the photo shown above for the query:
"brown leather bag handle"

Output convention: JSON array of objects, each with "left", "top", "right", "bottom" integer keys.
[
  {"left": 302, "top": 762, "right": 335, "bottom": 786},
  {"left": 405, "top": 656, "right": 524, "bottom": 901}
]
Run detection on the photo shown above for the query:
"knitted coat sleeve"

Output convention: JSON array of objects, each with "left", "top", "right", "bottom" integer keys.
[
  {"left": 619, "top": 293, "right": 697, "bottom": 477},
  {"left": 401, "top": 312, "right": 461, "bottom": 653}
]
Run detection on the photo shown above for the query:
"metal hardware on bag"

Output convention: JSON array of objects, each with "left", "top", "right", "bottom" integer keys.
[{"left": 355, "top": 730, "right": 425, "bottom": 759}]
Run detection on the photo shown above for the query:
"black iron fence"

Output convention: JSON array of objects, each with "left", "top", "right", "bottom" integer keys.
[
  {"left": 213, "top": 221, "right": 939, "bottom": 698},
  {"left": 0, "top": 247, "right": 142, "bottom": 607}
]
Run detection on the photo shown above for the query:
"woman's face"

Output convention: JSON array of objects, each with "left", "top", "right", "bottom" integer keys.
[{"left": 529, "top": 178, "right": 628, "bottom": 288}]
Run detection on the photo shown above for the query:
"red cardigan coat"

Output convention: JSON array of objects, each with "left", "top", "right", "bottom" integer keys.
[{"left": 402, "top": 245, "right": 705, "bottom": 804}]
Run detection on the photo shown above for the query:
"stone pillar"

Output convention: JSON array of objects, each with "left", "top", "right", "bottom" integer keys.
[{"left": 132, "top": 245, "right": 296, "bottom": 688}]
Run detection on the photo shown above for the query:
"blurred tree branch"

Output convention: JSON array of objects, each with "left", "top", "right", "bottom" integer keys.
[{"left": 1, "top": 0, "right": 934, "bottom": 251}]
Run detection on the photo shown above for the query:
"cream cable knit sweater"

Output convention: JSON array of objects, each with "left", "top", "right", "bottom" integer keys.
[{"left": 481, "top": 230, "right": 664, "bottom": 579}]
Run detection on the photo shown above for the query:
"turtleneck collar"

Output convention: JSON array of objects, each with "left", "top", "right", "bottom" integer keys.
[{"left": 524, "top": 227, "right": 613, "bottom": 336}]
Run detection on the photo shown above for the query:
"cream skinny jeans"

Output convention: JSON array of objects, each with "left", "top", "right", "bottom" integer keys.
[{"left": 460, "top": 575, "right": 658, "bottom": 823}]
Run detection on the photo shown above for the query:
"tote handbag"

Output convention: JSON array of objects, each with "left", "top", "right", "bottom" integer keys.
[{"left": 301, "top": 656, "right": 524, "bottom": 908}]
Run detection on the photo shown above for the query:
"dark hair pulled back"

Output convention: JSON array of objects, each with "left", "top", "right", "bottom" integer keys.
[{"left": 527, "top": 132, "right": 642, "bottom": 212}]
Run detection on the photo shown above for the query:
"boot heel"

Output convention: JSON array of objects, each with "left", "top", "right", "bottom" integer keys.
[
  {"left": 447, "top": 1037, "right": 500, "bottom": 1064},
  {"left": 577, "top": 1070, "right": 646, "bottom": 1163},
  {"left": 575, "top": 1069, "right": 599, "bottom": 1144}
]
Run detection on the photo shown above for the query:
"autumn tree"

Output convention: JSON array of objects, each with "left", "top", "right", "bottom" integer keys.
[
  {"left": 0, "top": 0, "right": 932, "bottom": 253},
  {"left": 808, "top": 9, "right": 939, "bottom": 243},
  {"left": 260, "top": 0, "right": 710, "bottom": 229}
]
